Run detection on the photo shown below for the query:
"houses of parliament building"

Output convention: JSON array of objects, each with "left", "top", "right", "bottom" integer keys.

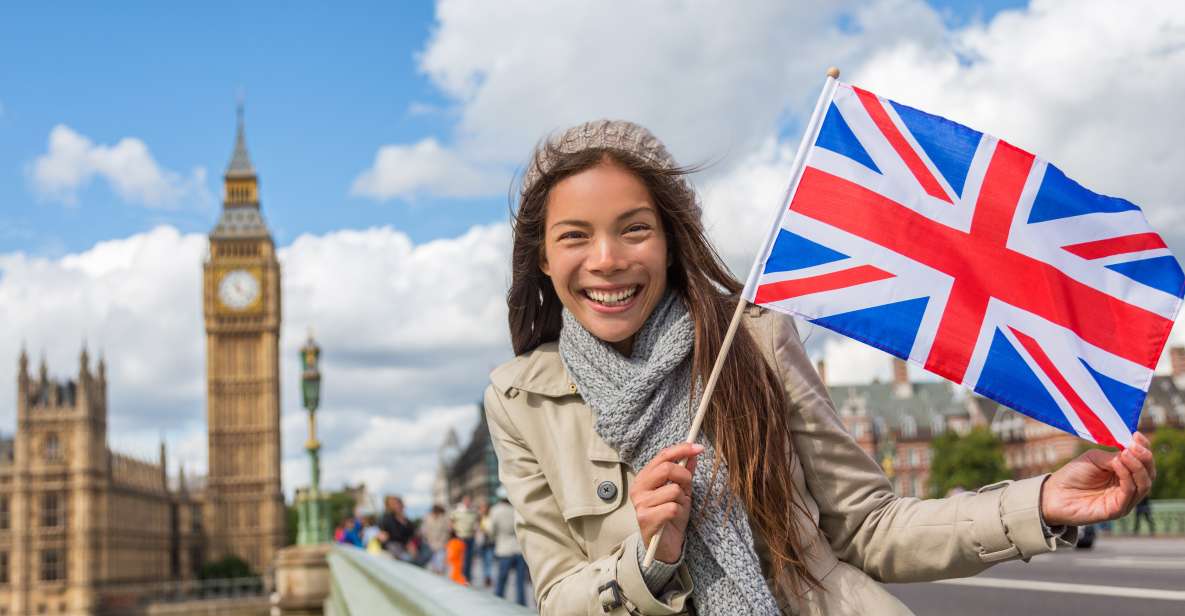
[{"left": 0, "top": 113, "right": 285, "bottom": 615}]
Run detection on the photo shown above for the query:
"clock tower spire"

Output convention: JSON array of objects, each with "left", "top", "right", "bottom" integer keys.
[{"left": 202, "top": 102, "right": 285, "bottom": 573}]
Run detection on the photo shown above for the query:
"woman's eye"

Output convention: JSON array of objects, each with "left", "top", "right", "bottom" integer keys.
[
  {"left": 558, "top": 231, "right": 586, "bottom": 241},
  {"left": 624, "top": 224, "right": 651, "bottom": 234}
]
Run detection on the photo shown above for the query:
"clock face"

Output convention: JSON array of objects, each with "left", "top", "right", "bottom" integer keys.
[{"left": 218, "top": 269, "right": 261, "bottom": 310}]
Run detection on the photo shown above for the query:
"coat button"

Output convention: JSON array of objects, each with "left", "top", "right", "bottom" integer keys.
[
  {"left": 597, "top": 481, "right": 617, "bottom": 501},
  {"left": 569, "top": 383, "right": 578, "bottom": 394}
]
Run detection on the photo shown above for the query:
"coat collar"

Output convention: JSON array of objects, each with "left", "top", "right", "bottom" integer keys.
[
  {"left": 491, "top": 342, "right": 579, "bottom": 398},
  {"left": 489, "top": 342, "right": 621, "bottom": 463}
]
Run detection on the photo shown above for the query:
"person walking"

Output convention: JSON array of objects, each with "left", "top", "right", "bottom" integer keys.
[
  {"left": 420, "top": 504, "right": 451, "bottom": 574},
  {"left": 477, "top": 500, "right": 495, "bottom": 587},
  {"left": 1134, "top": 496, "right": 1155, "bottom": 535},
  {"left": 450, "top": 495, "right": 479, "bottom": 583},
  {"left": 490, "top": 494, "right": 529, "bottom": 606},
  {"left": 445, "top": 529, "right": 469, "bottom": 586},
  {"left": 379, "top": 495, "right": 417, "bottom": 561},
  {"left": 483, "top": 120, "right": 1158, "bottom": 615}
]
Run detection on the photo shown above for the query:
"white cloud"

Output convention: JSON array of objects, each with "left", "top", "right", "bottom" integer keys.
[
  {"left": 349, "top": 0, "right": 947, "bottom": 202},
  {"left": 28, "top": 124, "right": 210, "bottom": 208},
  {"left": 350, "top": 138, "right": 505, "bottom": 201},
  {"left": 0, "top": 222, "right": 513, "bottom": 512}
]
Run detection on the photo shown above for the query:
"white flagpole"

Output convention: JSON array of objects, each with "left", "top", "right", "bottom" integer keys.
[{"left": 642, "top": 67, "right": 842, "bottom": 569}]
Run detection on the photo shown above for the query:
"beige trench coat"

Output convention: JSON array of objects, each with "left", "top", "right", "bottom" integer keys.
[{"left": 484, "top": 307, "right": 1071, "bottom": 615}]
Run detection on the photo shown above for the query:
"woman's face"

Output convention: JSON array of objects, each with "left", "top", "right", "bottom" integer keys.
[{"left": 541, "top": 160, "right": 669, "bottom": 355}]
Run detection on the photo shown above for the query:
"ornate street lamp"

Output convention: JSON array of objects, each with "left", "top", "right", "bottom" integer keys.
[{"left": 297, "top": 329, "right": 330, "bottom": 545}]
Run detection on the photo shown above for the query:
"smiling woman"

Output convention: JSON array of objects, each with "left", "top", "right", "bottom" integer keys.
[{"left": 484, "top": 120, "right": 1156, "bottom": 616}]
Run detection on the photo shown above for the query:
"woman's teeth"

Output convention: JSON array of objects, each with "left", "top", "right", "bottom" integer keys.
[{"left": 585, "top": 286, "right": 638, "bottom": 306}]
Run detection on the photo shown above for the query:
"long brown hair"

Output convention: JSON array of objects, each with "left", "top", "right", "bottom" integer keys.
[{"left": 508, "top": 142, "right": 820, "bottom": 590}]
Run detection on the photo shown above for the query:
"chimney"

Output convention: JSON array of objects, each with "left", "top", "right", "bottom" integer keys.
[
  {"left": 816, "top": 359, "right": 827, "bottom": 386},
  {"left": 1171, "top": 346, "right": 1185, "bottom": 388},
  {"left": 892, "top": 357, "right": 912, "bottom": 399}
]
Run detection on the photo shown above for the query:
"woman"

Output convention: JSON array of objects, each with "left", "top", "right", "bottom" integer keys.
[{"left": 484, "top": 120, "right": 1156, "bottom": 615}]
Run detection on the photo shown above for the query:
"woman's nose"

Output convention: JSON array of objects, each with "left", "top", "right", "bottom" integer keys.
[{"left": 587, "top": 237, "right": 627, "bottom": 274}]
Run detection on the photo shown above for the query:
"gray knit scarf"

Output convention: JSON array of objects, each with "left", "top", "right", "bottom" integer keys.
[{"left": 559, "top": 292, "right": 780, "bottom": 615}]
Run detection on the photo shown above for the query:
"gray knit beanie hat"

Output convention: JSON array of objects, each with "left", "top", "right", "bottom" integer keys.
[{"left": 521, "top": 119, "right": 701, "bottom": 218}]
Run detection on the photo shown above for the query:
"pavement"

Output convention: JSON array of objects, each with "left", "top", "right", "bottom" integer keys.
[{"left": 885, "top": 536, "right": 1185, "bottom": 615}]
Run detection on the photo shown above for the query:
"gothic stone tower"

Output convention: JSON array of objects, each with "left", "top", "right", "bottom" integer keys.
[
  {"left": 10, "top": 347, "right": 107, "bottom": 615},
  {"left": 203, "top": 108, "right": 285, "bottom": 572}
]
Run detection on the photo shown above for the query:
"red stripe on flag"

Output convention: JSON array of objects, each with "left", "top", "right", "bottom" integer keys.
[
  {"left": 1009, "top": 327, "right": 1123, "bottom": 448},
  {"left": 1062, "top": 233, "right": 1168, "bottom": 260},
  {"left": 754, "top": 265, "right": 895, "bottom": 305},
  {"left": 852, "top": 86, "right": 953, "bottom": 205}
]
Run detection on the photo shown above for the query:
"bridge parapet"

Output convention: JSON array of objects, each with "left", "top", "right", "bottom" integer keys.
[{"left": 325, "top": 545, "right": 534, "bottom": 616}]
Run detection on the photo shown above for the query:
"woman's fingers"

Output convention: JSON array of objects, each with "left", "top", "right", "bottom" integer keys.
[
  {"left": 636, "top": 483, "right": 686, "bottom": 510},
  {"left": 632, "top": 443, "right": 702, "bottom": 492},
  {"left": 1130, "top": 437, "right": 1157, "bottom": 484},
  {"left": 1110, "top": 455, "right": 1136, "bottom": 512},
  {"left": 1119, "top": 447, "right": 1152, "bottom": 500}
]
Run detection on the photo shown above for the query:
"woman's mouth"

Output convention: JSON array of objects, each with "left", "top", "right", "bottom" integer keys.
[{"left": 582, "top": 285, "right": 640, "bottom": 308}]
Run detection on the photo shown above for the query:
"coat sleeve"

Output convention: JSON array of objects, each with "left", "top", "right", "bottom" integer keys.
[
  {"left": 483, "top": 385, "right": 694, "bottom": 615},
  {"left": 760, "top": 312, "right": 1072, "bottom": 583}
]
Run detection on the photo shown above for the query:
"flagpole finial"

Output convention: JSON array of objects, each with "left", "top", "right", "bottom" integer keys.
[{"left": 826, "top": 67, "right": 841, "bottom": 79}]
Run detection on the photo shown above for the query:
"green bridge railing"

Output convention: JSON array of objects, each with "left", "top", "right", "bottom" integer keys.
[
  {"left": 325, "top": 545, "right": 535, "bottom": 616},
  {"left": 1107, "top": 499, "right": 1185, "bottom": 535}
]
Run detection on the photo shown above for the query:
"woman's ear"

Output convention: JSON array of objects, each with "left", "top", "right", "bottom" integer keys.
[{"left": 539, "top": 248, "right": 551, "bottom": 277}]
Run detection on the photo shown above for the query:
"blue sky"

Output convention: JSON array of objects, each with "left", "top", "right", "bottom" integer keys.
[
  {"left": 1, "top": 0, "right": 1030, "bottom": 257},
  {"left": 3, "top": 1, "right": 1183, "bottom": 508}
]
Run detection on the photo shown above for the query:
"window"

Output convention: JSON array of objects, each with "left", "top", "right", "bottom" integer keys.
[
  {"left": 913, "top": 478, "right": 925, "bottom": 498},
  {"left": 44, "top": 434, "right": 60, "bottom": 462},
  {"left": 0, "top": 551, "right": 8, "bottom": 584},
  {"left": 40, "top": 549, "right": 65, "bottom": 582},
  {"left": 0, "top": 497, "right": 8, "bottom": 530},
  {"left": 908, "top": 449, "right": 919, "bottom": 467},
  {"left": 42, "top": 493, "right": 62, "bottom": 528}
]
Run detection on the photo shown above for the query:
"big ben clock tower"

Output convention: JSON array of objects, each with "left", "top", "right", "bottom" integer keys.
[{"left": 202, "top": 106, "right": 285, "bottom": 573}]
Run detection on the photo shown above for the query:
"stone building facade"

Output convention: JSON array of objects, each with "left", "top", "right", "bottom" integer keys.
[
  {"left": 433, "top": 405, "right": 501, "bottom": 508},
  {"left": 0, "top": 350, "right": 204, "bottom": 616}
]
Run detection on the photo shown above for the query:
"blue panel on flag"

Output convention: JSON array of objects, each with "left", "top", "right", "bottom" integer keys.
[
  {"left": 976, "top": 329, "right": 1077, "bottom": 435},
  {"left": 816, "top": 103, "right": 881, "bottom": 174},
  {"left": 811, "top": 297, "right": 928, "bottom": 360},
  {"left": 763, "top": 229, "right": 849, "bottom": 274},
  {"left": 889, "top": 101, "right": 981, "bottom": 198},
  {"left": 1028, "top": 164, "right": 1141, "bottom": 223},
  {"left": 1080, "top": 359, "right": 1145, "bottom": 434},
  {"left": 1106, "top": 255, "right": 1185, "bottom": 298}
]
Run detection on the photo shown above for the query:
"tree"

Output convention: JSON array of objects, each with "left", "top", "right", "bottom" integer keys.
[
  {"left": 1151, "top": 428, "right": 1185, "bottom": 499},
  {"left": 198, "top": 555, "right": 254, "bottom": 580},
  {"left": 928, "top": 427, "right": 1011, "bottom": 498}
]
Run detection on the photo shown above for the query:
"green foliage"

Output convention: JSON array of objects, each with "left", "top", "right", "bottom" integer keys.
[
  {"left": 285, "top": 487, "right": 363, "bottom": 545},
  {"left": 928, "top": 427, "right": 1011, "bottom": 498},
  {"left": 1151, "top": 428, "right": 1185, "bottom": 499},
  {"left": 198, "top": 555, "right": 254, "bottom": 580}
]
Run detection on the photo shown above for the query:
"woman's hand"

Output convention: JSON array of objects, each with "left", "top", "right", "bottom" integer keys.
[
  {"left": 631, "top": 442, "right": 702, "bottom": 564},
  {"left": 1041, "top": 432, "right": 1156, "bottom": 526}
]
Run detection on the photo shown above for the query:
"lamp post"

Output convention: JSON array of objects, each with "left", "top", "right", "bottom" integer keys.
[{"left": 297, "top": 330, "right": 330, "bottom": 545}]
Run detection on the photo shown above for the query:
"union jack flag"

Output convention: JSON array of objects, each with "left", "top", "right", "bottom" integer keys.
[{"left": 743, "top": 80, "right": 1184, "bottom": 448}]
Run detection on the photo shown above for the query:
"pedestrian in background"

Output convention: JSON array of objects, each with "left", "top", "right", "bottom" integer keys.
[
  {"left": 445, "top": 529, "right": 468, "bottom": 586},
  {"left": 490, "top": 494, "right": 529, "bottom": 606},
  {"left": 379, "top": 495, "right": 417, "bottom": 561},
  {"left": 1134, "top": 496, "right": 1155, "bottom": 535},
  {"left": 450, "top": 495, "right": 479, "bottom": 583},
  {"left": 421, "top": 504, "right": 451, "bottom": 574},
  {"left": 477, "top": 500, "right": 495, "bottom": 587},
  {"left": 360, "top": 514, "right": 383, "bottom": 554}
]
